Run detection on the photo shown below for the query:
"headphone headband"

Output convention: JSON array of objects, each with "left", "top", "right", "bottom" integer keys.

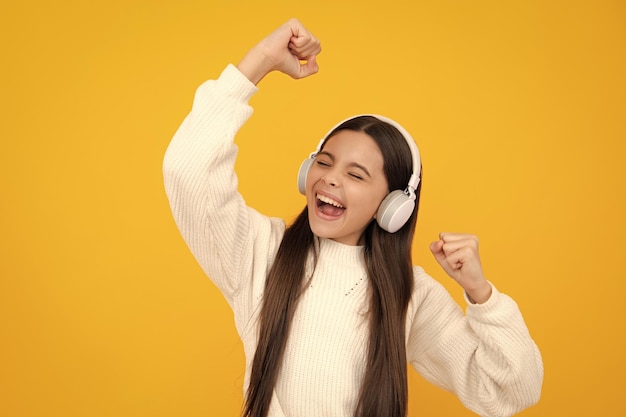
[{"left": 312, "top": 114, "right": 421, "bottom": 192}]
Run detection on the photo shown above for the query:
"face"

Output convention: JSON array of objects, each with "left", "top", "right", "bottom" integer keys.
[{"left": 305, "top": 130, "right": 389, "bottom": 246}]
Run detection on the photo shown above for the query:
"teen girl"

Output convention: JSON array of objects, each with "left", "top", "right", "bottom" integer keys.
[{"left": 163, "top": 19, "right": 543, "bottom": 417}]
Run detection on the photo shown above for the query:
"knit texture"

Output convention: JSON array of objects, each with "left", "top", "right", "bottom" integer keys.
[{"left": 163, "top": 64, "right": 543, "bottom": 417}]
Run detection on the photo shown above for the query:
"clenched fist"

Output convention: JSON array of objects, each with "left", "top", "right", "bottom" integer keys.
[
  {"left": 430, "top": 233, "right": 492, "bottom": 304},
  {"left": 238, "top": 18, "right": 322, "bottom": 84}
]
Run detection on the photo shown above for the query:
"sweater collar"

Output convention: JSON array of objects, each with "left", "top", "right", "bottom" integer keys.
[{"left": 316, "top": 237, "right": 365, "bottom": 267}]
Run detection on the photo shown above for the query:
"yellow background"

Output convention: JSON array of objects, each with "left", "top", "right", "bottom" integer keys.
[{"left": 1, "top": 1, "right": 624, "bottom": 416}]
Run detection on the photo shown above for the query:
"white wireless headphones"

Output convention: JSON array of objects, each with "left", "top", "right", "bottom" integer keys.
[{"left": 297, "top": 114, "right": 421, "bottom": 233}]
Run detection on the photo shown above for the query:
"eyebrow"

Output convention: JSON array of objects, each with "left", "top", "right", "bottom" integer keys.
[{"left": 317, "top": 150, "right": 372, "bottom": 178}]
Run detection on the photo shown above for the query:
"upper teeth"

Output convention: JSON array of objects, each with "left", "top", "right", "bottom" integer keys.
[{"left": 317, "top": 194, "right": 344, "bottom": 208}]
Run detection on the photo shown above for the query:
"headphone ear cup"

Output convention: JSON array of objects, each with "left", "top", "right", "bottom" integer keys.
[
  {"left": 298, "top": 158, "right": 314, "bottom": 195},
  {"left": 376, "top": 190, "right": 415, "bottom": 233}
]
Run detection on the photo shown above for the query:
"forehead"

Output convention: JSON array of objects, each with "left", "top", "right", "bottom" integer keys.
[{"left": 321, "top": 130, "right": 384, "bottom": 164}]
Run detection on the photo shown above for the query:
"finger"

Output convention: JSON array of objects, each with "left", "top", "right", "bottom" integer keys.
[
  {"left": 289, "top": 34, "right": 313, "bottom": 49},
  {"left": 441, "top": 238, "right": 478, "bottom": 256},
  {"left": 289, "top": 40, "right": 321, "bottom": 60},
  {"left": 443, "top": 246, "right": 474, "bottom": 270},
  {"left": 288, "top": 26, "right": 318, "bottom": 44},
  {"left": 439, "top": 232, "right": 478, "bottom": 243}
]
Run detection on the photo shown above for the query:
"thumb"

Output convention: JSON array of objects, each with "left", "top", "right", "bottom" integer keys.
[
  {"left": 297, "top": 54, "right": 319, "bottom": 78},
  {"left": 430, "top": 240, "right": 457, "bottom": 278},
  {"left": 429, "top": 240, "right": 446, "bottom": 265}
]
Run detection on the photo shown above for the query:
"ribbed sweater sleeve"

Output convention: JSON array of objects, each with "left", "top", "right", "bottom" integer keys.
[
  {"left": 162, "top": 64, "right": 285, "bottom": 306},
  {"left": 407, "top": 269, "right": 543, "bottom": 417}
]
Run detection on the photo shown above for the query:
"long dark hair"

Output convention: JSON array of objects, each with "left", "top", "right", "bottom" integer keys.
[{"left": 243, "top": 116, "right": 422, "bottom": 417}]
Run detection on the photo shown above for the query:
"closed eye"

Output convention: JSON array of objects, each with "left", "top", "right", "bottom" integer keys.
[
  {"left": 315, "top": 150, "right": 371, "bottom": 180},
  {"left": 349, "top": 173, "right": 364, "bottom": 180}
]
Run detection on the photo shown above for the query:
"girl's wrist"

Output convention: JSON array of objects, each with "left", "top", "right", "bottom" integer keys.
[
  {"left": 237, "top": 46, "right": 274, "bottom": 85},
  {"left": 466, "top": 281, "right": 492, "bottom": 304}
]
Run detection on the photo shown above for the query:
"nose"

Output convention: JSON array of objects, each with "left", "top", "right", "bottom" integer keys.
[{"left": 322, "top": 170, "right": 339, "bottom": 187}]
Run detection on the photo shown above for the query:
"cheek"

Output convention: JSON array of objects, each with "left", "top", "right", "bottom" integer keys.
[
  {"left": 304, "top": 169, "right": 320, "bottom": 203},
  {"left": 350, "top": 185, "right": 386, "bottom": 214},
  {"left": 304, "top": 171, "right": 315, "bottom": 194},
  {"left": 368, "top": 186, "right": 390, "bottom": 213},
  {"left": 305, "top": 165, "right": 322, "bottom": 191}
]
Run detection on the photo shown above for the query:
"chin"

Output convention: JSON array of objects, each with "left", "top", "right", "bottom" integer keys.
[
  {"left": 307, "top": 213, "right": 337, "bottom": 240},
  {"left": 307, "top": 215, "right": 331, "bottom": 238}
]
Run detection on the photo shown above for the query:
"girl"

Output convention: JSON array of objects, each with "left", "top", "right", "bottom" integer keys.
[{"left": 163, "top": 19, "right": 543, "bottom": 417}]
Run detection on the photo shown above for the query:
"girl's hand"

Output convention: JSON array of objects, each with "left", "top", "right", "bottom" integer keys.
[
  {"left": 429, "top": 233, "right": 492, "bottom": 304},
  {"left": 237, "top": 18, "right": 321, "bottom": 84}
]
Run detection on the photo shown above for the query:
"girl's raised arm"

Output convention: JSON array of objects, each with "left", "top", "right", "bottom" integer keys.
[{"left": 163, "top": 19, "right": 320, "bottom": 301}]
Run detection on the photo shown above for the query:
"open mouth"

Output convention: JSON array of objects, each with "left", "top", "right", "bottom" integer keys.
[{"left": 316, "top": 193, "right": 346, "bottom": 217}]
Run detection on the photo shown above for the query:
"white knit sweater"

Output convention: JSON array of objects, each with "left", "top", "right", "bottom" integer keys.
[{"left": 163, "top": 64, "right": 543, "bottom": 417}]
